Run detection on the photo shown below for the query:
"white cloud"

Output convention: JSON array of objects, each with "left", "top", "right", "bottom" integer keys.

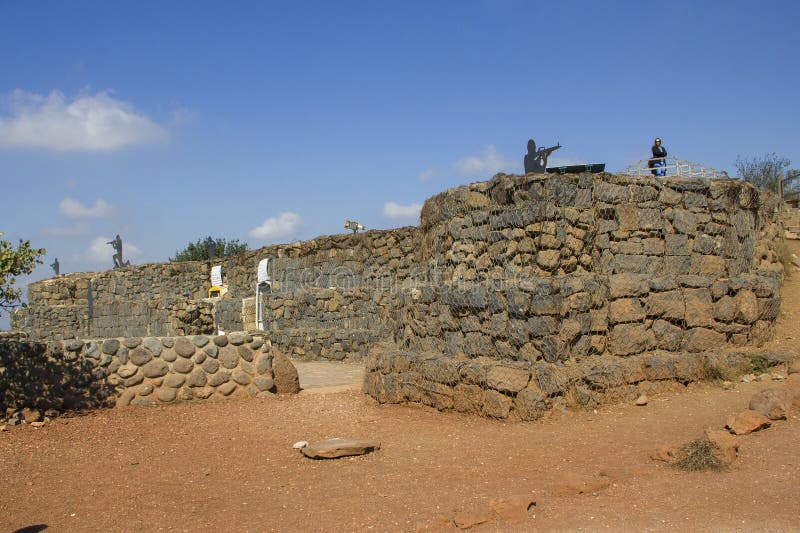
[
  {"left": 58, "top": 197, "right": 114, "bottom": 218},
  {"left": 77, "top": 236, "right": 142, "bottom": 267},
  {"left": 455, "top": 145, "right": 516, "bottom": 177},
  {"left": 418, "top": 168, "right": 436, "bottom": 182},
  {"left": 0, "top": 89, "right": 169, "bottom": 151},
  {"left": 248, "top": 212, "right": 304, "bottom": 241},
  {"left": 41, "top": 222, "right": 89, "bottom": 237},
  {"left": 383, "top": 201, "right": 422, "bottom": 220}
]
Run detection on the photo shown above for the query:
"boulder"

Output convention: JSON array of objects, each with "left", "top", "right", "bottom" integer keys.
[
  {"left": 748, "top": 388, "right": 788, "bottom": 420},
  {"left": 272, "top": 351, "right": 300, "bottom": 393},
  {"left": 301, "top": 437, "right": 380, "bottom": 459},
  {"left": 726, "top": 410, "right": 771, "bottom": 435}
]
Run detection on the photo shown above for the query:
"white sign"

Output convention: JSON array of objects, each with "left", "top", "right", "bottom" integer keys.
[
  {"left": 211, "top": 265, "right": 222, "bottom": 287},
  {"left": 257, "top": 258, "right": 270, "bottom": 284}
]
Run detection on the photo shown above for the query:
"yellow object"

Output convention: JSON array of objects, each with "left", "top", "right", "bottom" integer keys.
[{"left": 208, "top": 285, "right": 222, "bottom": 298}]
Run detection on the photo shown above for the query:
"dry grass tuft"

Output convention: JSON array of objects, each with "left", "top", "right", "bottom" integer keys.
[{"left": 674, "top": 438, "right": 724, "bottom": 472}]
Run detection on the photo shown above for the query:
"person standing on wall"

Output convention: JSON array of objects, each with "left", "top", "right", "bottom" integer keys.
[{"left": 649, "top": 137, "right": 667, "bottom": 177}]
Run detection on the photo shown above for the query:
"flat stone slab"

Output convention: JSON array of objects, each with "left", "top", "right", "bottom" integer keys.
[
  {"left": 293, "top": 361, "right": 364, "bottom": 391},
  {"left": 301, "top": 437, "right": 380, "bottom": 459}
]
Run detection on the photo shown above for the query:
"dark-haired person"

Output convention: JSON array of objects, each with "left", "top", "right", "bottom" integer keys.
[{"left": 649, "top": 138, "right": 667, "bottom": 177}]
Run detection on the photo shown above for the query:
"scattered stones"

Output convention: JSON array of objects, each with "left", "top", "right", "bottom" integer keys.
[
  {"left": 301, "top": 437, "right": 381, "bottom": 459},
  {"left": 726, "top": 410, "right": 771, "bottom": 435}
]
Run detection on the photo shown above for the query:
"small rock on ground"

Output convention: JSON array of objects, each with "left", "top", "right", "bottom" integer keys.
[
  {"left": 453, "top": 506, "right": 494, "bottom": 530},
  {"left": 301, "top": 437, "right": 380, "bottom": 459},
  {"left": 635, "top": 394, "right": 649, "bottom": 406},
  {"left": 489, "top": 495, "right": 536, "bottom": 522},
  {"left": 726, "top": 410, "right": 771, "bottom": 435}
]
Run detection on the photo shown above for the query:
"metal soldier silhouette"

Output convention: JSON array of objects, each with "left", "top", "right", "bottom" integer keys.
[
  {"left": 50, "top": 257, "right": 60, "bottom": 276},
  {"left": 107, "top": 234, "right": 131, "bottom": 268},
  {"left": 524, "top": 139, "right": 562, "bottom": 174}
]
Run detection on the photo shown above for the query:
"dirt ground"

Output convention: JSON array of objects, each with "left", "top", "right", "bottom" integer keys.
[{"left": 2, "top": 242, "right": 800, "bottom": 532}]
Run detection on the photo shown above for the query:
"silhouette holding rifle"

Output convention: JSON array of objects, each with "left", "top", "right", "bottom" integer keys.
[
  {"left": 524, "top": 139, "right": 561, "bottom": 174},
  {"left": 108, "top": 234, "right": 131, "bottom": 268}
]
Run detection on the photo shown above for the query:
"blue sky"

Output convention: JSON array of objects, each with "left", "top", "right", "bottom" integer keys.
[{"left": 1, "top": 0, "right": 799, "bottom": 326}]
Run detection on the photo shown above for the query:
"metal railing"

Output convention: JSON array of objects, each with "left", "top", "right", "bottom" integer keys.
[{"left": 621, "top": 156, "right": 730, "bottom": 180}]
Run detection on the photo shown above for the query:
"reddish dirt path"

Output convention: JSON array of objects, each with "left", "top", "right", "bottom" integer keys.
[{"left": 1, "top": 242, "right": 799, "bottom": 532}]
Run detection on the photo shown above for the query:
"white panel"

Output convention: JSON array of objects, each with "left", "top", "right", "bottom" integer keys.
[
  {"left": 211, "top": 265, "right": 222, "bottom": 286},
  {"left": 257, "top": 258, "right": 270, "bottom": 284}
]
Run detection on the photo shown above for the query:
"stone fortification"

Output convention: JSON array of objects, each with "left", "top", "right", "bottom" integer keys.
[
  {"left": 0, "top": 332, "right": 288, "bottom": 417},
  {"left": 9, "top": 172, "right": 787, "bottom": 418},
  {"left": 365, "top": 172, "right": 785, "bottom": 417}
]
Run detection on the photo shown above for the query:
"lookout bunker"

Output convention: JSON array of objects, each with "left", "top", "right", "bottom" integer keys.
[{"left": 5, "top": 171, "right": 786, "bottom": 419}]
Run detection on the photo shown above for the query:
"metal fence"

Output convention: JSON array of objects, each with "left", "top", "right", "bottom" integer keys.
[{"left": 621, "top": 156, "right": 730, "bottom": 180}]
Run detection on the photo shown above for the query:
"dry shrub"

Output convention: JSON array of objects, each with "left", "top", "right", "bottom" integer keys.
[{"left": 674, "top": 438, "right": 724, "bottom": 472}]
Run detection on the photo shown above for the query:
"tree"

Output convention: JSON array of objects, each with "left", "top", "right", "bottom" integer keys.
[
  {"left": 170, "top": 237, "right": 249, "bottom": 262},
  {"left": 734, "top": 153, "right": 795, "bottom": 194},
  {"left": 0, "top": 232, "right": 45, "bottom": 316}
]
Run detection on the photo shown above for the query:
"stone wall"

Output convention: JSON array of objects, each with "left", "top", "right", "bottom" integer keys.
[
  {"left": 14, "top": 228, "right": 417, "bottom": 341},
  {"left": 393, "top": 173, "right": 783, "bottom": 360},
  {"left": 363, "top": 348, "right": 790, "bottom": 420},
  {"left": 0, "top": 333, "right": 282, "bottom": 418},
  {"left": 12, "top": 173, "right": 785, "bottom": 377},
  {"left": 365, "top": 173, "right": 786, "bottom": 415}
]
